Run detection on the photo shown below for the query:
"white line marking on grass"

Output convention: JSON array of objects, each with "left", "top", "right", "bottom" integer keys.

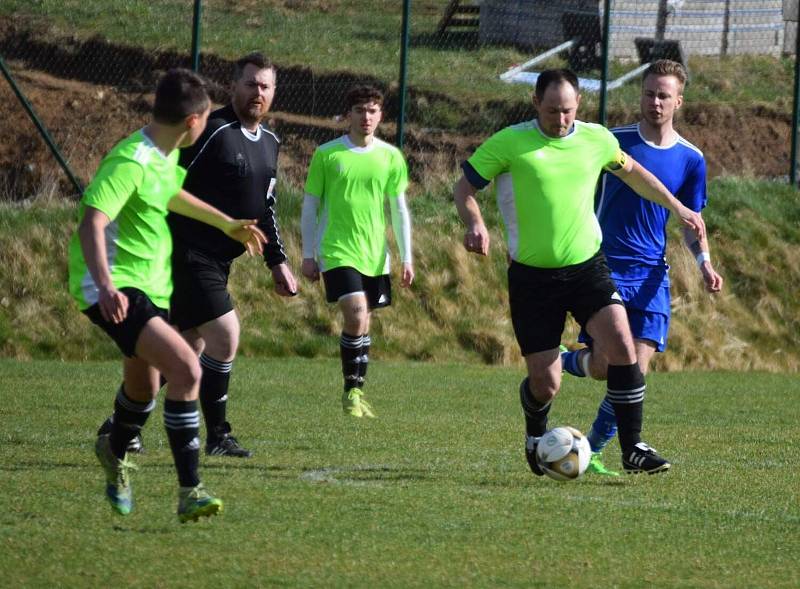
[{"left": 299, "top": 464, "right": 395, "bottom": 487}]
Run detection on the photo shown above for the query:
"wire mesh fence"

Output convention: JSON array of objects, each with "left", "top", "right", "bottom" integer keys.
[{"left": 0, "top": 0, "right": 797, "bottom": 199}]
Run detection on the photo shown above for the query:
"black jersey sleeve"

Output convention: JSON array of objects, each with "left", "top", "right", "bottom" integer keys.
[{"left": 259, "top": 185, "right": 288, "bottom": 268}]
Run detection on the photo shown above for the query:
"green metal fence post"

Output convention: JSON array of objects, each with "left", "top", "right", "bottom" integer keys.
[
  {"left": 599, "top": 0, "right": 612, "bottom": 125},
  {"left": 191, "top": 0, "right": 202, "bottom": 72},
  {"left": 791, "top": 16, "right": 800, "bottom": 187},
  {"left": 396, "top": 0, "right": 411, "bottom": 148},
  {"left": 0, "top": 56, "right": 83, "bottom": 196}
]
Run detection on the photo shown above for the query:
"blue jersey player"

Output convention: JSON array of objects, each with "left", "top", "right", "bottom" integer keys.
[{"left": 561, "top": 60, "right": 723, "bottom": 476}]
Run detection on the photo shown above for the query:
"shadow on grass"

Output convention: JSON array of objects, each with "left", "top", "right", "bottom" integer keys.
[{"left": 0, "top": 461, "right": 90, "bottom": 471}]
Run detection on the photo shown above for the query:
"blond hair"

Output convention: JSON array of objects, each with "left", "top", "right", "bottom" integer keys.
[{"left": 643, "top": 59, "right": 687, "bottom": 91}]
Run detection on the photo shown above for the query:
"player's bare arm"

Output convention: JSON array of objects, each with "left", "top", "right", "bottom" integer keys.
[
  {"left": 400, "top": 263, "right": 415, "bottom": 288},
  {"left": 300, "top": 258, "right": 320, "bottom": 282},
  {"left": 682, "top": 226, "right": 723, "bottom": 293},
  {"left": 609, "top": 153, "right": 706, "bottom": 241},
  {"left": 168, "top": 189, "right": 267, "bottom": 255},
  {"left": 271, "top": 263, "right": 298, "bottom": 296},
  {"left": 454, "top": 175, "right": 490, "bottom": 256},
  {"left": 77, "top": 206, "right": 129, "bottom": 324}
]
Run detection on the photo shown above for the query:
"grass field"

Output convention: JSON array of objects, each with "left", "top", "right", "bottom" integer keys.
[{"left": 1, "top": 358, "right": 797, "bottom": 587}]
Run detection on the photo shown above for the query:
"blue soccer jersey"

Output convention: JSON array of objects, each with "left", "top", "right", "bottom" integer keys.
[
  {"left": 597, "top": 122, "right": 706, "bottom": 288},
  {"left": 591, "top": 123, "right": 706, "bottom": 350}
]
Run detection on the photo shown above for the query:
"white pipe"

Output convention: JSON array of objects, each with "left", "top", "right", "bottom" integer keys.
[{"left": 499, "top": 39, "right": 576, "bottom": 81}]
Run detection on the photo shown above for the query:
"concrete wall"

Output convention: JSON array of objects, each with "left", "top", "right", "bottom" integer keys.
[
  {"left": 480, "top": 0, "right": 787, "bottom": 59},
  {"left": 786, "top": 0, "right": 799, "bottom": 55}
]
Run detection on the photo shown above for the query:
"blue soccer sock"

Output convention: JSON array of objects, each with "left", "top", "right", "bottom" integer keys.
[
  {"left": 587, "top": 398, "right": 617, "bottom": 452},
  {"left": 561, "top": 348, "right": 588, "bottom": 377}
]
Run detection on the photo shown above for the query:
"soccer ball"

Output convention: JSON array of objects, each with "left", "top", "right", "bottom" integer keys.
[{"left": 536, "top": 426, "right": 591, "bottom": 481}]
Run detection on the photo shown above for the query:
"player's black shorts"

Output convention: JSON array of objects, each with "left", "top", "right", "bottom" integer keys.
[
  {"left": 170, "top": 243, "right": 234, "bottom": 332},
  {"left": 508, "top": 250, "right": 623, "bottom": 356},
  {"left": 83, "top": 287, "right": 169, "bottom": 358},
  {"left": 322, "top": 266, "right": 391, "bottom": 309}
]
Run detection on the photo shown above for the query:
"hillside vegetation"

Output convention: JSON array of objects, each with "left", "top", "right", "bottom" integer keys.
[{"left": 1, "top": 176, "right": 798, "bottom": 371}]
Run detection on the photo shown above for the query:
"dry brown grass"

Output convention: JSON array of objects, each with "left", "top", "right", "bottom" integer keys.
[{"left": 2, "top": 178, "right": 798, "bottom": 372}]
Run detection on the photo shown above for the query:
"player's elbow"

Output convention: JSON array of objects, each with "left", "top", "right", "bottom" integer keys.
[{"left": 453, "top": 176, "right": 474, "bottom": 202}]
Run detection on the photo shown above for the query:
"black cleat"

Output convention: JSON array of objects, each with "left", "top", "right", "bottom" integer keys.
[
  {"left": 622, "top": 442, "right": 671, "bottom": 474},
  {"left": 525, "top": 435, "right": 544, "bottom": 476},
  {"left": 205, "top": 423, "right": 252, "bottom": 458},
  {"left": 97, "top": 417, "right": 144, "bottom": 454},
  {"left": 206, "top": 435, "right": 252, "bottom": 458}
]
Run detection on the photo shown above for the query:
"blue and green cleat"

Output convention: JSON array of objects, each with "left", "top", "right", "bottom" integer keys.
[
  {"left": 94, "top": 433, "right": 137, "bottom": 515},
  {"left": 178, "top": 484, "right": 223, "bottom": 523},
  {"left": 586, "top": 451, "right": 620, "bottom": 477}
]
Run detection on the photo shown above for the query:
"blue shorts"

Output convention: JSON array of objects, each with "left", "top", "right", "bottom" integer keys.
[{"left": 578, "top": 282, "right": 670, "bottom": 352}]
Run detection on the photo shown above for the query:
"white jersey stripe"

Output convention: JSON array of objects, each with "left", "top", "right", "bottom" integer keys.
[{"left": 186, "top": 122, "right": 236, "bottom": 170}]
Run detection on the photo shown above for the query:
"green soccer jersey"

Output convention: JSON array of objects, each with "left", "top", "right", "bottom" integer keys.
[
  {"left": 467, "top": 119, "right": 621, "bottom": 268},
  {"left": 304, "top": 135, "right": 409, "bottom": 276},
  {"left": 68, "top": 129, "right": 186, "bottom": 310}
]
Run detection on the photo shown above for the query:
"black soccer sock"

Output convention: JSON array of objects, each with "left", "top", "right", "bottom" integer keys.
[
  {"left": 340, "top": 332, "right": 363, "bottom": 391},
  {"left": 108, "top": 385, "right": 154, "bottom": 458},
  {"left": 199, "top": 353, "right": 232, "bottom": 443},
  {"left": 519, "top": 377, "right": 551, "bottom": 437},
  {"left": 606, "top": 363, "right": 645, "bottom": 452},
  {"left": 164, "top": 399, "right": 201, "bottom": 488},
  {"left": 357, "top": 334, "right": 371, "bottom": 388}
]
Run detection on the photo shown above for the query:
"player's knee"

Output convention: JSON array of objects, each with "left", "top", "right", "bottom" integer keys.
[
  {"left": 164, "top": 355, "right": 202, "bottom": 392},
  {"left": 342, "top": 311, "right": 367, "bottom": 334},
  {"left": 204, "top": 335, "right": 238, "bottom": 362}
]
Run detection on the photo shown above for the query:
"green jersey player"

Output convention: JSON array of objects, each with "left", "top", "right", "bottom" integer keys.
[
  {"left": 69, "top": 69, "right": 266, "bottom": 521},
  {"left": 301, "top": 85, "right": 413, "bottom": 418},
  {"left": 454, "top": 69, "right": 706, "bottom": 475}
]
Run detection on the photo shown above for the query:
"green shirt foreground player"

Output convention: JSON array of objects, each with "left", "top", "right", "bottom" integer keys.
[
  {"left": 68, "top": 69, "right": 266, "bottom": 521},
  {"left": 454, "top": 69, "right": 705, "bottom": 475},
  {"left": 300, "top": 85, "right": 413, "bottom": 418}
]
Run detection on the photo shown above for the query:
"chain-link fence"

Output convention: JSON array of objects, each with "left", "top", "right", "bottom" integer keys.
[{"left": 0, "top": 0, "right": 797, "bottom": 198}]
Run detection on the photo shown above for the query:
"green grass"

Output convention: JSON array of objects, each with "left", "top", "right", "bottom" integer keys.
[
  {"left": 2, "top": 0, "right": 794, "bottom": 130},
  {"left": 0, "top": 358, "right": 797, "bottom": 587}
]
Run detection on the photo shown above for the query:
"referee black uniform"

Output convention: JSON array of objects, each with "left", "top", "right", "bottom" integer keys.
[{"left": 168, "top": 103, "right": 290, "bottom": 457}]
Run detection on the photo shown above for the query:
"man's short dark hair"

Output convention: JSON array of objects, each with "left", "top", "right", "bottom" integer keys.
[
  {"left": 535, "top": 69, "right": 580, "bottom": 101},
  {"left": 234, "top": 52, "right": 275, "bottom": 81},
  {"left": 153, "top": 68, "right": 210, "bottom": 124},
  {"left": 345, "top": 85, "right": 384, "bottom": 112}
]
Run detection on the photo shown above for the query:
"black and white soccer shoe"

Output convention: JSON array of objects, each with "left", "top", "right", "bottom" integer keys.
[
  {"left": 205, "top": 423, "right": 253, "bottom": 458},
  {"left": 622, "top": 442, "right": 671, "bottom": 474},
  {"left": 525, "top": 435, "right": 544, "bottom": 476}
]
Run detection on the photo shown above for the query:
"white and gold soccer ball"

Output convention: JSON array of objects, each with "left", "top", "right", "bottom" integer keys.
[{"left": 536, "top": 426, "right": 591, "bottom": 481}]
